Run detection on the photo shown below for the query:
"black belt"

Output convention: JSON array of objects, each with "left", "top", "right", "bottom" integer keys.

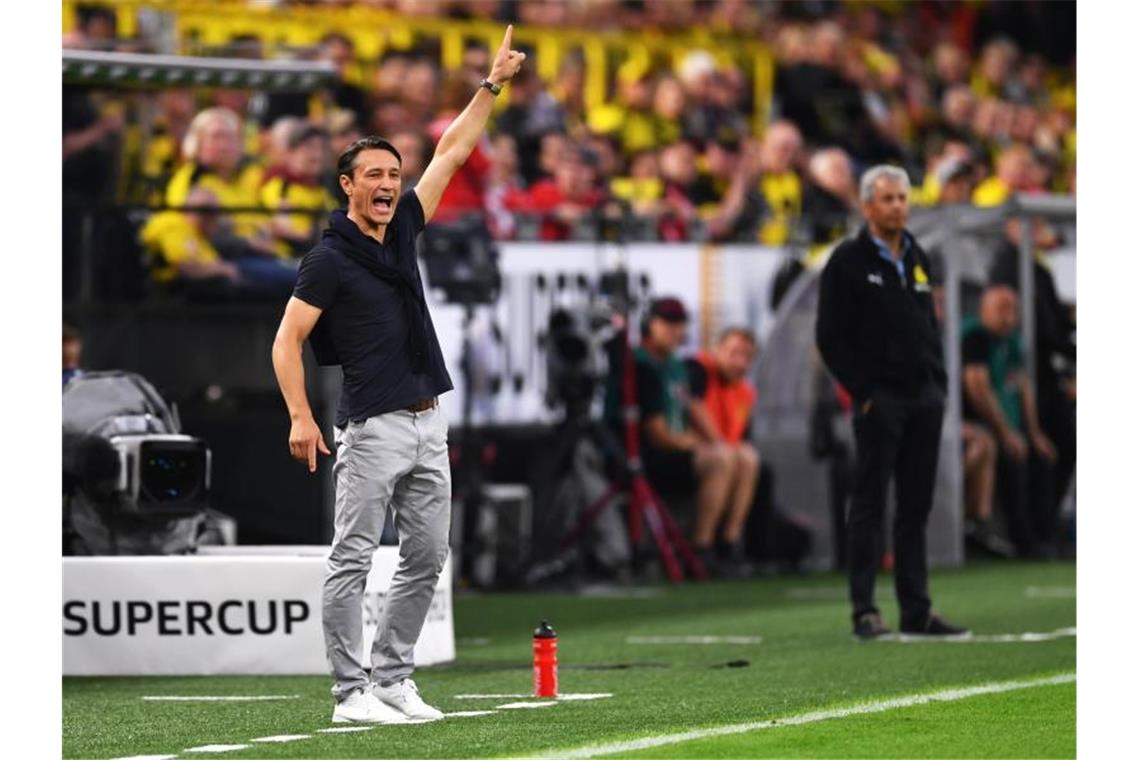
[{"left": 405, "top": 397, "right": 437, "bottom": 413}]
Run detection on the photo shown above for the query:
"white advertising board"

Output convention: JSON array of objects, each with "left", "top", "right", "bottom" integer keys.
[{"left": 63, "top": 548, "right": 454, "bottom": 676}]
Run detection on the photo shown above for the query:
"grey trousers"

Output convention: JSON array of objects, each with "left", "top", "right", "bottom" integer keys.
[{"left": 324, "top": 404, "right": 451, "bottom": 701}]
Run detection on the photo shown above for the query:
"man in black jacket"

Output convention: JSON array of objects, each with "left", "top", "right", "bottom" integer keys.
[{"left": 816, "top": 165, "right": 969, "bottom": 640}]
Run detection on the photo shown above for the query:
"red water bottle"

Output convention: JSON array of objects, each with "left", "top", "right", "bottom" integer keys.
[{"left": 533, "top": 620, "right": 558, "bottom": 698}]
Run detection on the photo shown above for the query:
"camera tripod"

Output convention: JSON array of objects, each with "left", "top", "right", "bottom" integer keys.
[{"left": 532, "top": 269, "right": 707, "bottom": 584}]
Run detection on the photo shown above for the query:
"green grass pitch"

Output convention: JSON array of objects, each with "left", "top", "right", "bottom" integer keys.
[{"left": 63, "top": 560, "right": 1075, "bottom": 759}]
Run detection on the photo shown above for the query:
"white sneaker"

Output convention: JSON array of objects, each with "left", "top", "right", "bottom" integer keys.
[
  {"left": 373, "top": 678, "right": 444, "bottom": 721},
  {"left": 332, "top": 687, "right": 410, "bottom": 724}
]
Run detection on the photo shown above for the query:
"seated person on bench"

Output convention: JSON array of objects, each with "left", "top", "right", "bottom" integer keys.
[
  {"left": 686, "top": 326, "right": 762, "bottom": 572},
  {"left": 603, "top": 297, "right": 749, "bottom": 574}
]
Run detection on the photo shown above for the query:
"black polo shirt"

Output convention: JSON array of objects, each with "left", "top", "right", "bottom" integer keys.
[{"left": 293, "top": 190, "right": 453, "bottom": 427}]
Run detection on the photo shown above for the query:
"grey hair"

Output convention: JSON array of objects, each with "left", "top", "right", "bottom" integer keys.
[
  {"left": 182, "top": 107, "right": 242, "bottom": 161},
  {"left": 859, "top": 165, "right": 911, "bottom": 202}
]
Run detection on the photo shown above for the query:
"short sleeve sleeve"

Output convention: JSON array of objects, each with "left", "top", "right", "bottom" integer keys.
[
  {"left": 961, "top": 328, "right": 990, "bottom": 367},
  {"left": 293, "top": 247, "right": 339, "bottom": 310},
  {"left": 1009, "top": 335, "right": 1024, "bottom": 370},
  {"left": 686, "top": 359, "right": 709, "bottom": 399},
  {"left": 401, "top": 188, "right": 426, "bottom": 234},
  {"left": 636, "top": 360, "right": 666, "bottom": 422}
]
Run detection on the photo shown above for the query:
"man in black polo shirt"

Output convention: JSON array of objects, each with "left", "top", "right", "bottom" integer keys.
[
  {"left": 816, "top": 165, "right": 969, "bottom": 640},
  {"left": 271, "top": 26, "right": 526, "bottom": 724}
]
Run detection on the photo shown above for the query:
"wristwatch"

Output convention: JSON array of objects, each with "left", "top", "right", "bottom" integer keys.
[{"left": 479, "top": 78, "right": 503, "bottom": 96}]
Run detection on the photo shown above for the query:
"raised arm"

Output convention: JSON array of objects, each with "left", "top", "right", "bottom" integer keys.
[
  {"left": 414, "top": 24, "right": 527, "bottom": 222},
  {"left": 272, "top": 296, "right": 330, "bottom": 472}
]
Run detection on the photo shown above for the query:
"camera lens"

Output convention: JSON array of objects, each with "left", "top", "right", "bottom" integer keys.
[{"left": 139, "top": 441, "right": 206, "bottom": 504}]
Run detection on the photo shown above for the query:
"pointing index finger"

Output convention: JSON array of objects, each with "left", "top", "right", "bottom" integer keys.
[{"left": 500, "top": 24, "right": 513, "bottom": 54}]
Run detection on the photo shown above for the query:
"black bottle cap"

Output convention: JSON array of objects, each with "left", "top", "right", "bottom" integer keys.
[{"left": 534, "top": 620, "right": 557, "bottom": 638}]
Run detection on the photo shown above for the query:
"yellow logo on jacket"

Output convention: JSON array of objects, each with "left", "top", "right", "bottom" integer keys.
[{"left": 913, "top": 264, "right": 931, "bottom": 292}]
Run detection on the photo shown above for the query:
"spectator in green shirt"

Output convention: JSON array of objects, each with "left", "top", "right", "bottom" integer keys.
[
  {"left": 603, "top": 297, "right": 747, "bottom": 575},
  {"left": 961, "top": 285, "right": 1057, "bottom": 558}
]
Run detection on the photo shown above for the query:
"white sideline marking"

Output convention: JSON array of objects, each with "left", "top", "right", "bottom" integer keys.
[
  {"left": 577, "top": 585, "right": 663, "bottom": 599},
  {"left": 527, "top": 673, "right": 1076, "bottom": 759},
  {"left": 626, "top": 635, "right": 763, "bottom": 645},
  {"left": 251, "top": 734, "right": 312, "bottom": 743},
  {"left": 184, "top": 745, "right": 251, "bottom": 754},
  {"left": 317, "top": 726, "right": 373, "bottom": 734},
  {"left": 111, "top": 755, "right": 178, "bottom": 760},
  {"left": 455, "top": 692, "right": 612, "bottom": 700},
  {"left": 498, "top": 701, "right": 559, "bottom": 709},
  {"left": 881, "top": 627, "right": 1077, "bottom": 644},
  {"left": 143, "top": 695, "right": 301, "bottom": 702},
  {"left": 446, "top": 710, "right": 497, "bottom": 718},
  {"left": 1026, "top": 586, "right": 1076, "bottom": 599}
]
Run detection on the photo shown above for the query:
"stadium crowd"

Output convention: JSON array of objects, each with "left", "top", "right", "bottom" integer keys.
[{"left": 64, "top": 0, "right": 1076, "bottom": 294}]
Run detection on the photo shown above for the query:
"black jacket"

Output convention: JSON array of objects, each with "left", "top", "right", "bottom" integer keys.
[{"left": 815, "top": 225, "right": 946, "bottom": 404}]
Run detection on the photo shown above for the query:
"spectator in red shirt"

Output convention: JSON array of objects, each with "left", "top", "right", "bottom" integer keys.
[
  {"left": 485, "top": 134, "right": 525, "bottom": 239},
  {"left": 425, "top": 75, "right": 493, "bottom": 223},
  {"left": 657, "top": 139, "right": 700, "bottom": 241},
  {"left": 503, "top": 144, "right": 607, "bottom": 241},
  {"left": 687, "top": 327, "right": 762, "bottom": 572}
]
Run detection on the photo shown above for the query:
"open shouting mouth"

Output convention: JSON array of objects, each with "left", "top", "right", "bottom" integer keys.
[{"left": 372, "top": 194, "right": 394, "bottom": 213}]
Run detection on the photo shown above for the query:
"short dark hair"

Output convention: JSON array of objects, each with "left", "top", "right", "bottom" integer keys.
[
  {"left": 77, "top": 4, "right": 116, "bottom": 31},
  {"left": 336, "top": 136, "right": 403, "bottom": 181}
]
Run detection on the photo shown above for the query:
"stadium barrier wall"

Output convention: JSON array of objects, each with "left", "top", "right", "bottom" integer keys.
[
  {"left": 62, "top": 547, "right": 455, "bottom": 676},
  {"left": 427, "top": 242, "right": 790, "bottom": 427},
  {"left": 427, "top": 240, "right": 1075, "bottom": 427}
]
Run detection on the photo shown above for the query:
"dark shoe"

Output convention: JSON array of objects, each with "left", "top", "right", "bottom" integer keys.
[
  {"left": 853, "top": 611, "right": 892, "bottom": 640},
  {"left": 965, "top": 520, "right": 1017, "bottom": 559},
  {"left": 900, "top": 614, "right": 971, "bottom": 637},
  {"left": 716, "top": 539, "right": 754, "bottom": 579},
  {"left": 695, "top": 546, "right": 720, "bottom": 578}
]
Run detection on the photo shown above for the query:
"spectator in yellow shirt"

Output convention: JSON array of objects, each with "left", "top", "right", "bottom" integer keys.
[
  {"left": 610, "top": 150, "right": 665, "bottom": 218},
  {"left": 973, "top": 144, "right": 1036, "bottom": 207},
  {"left": 261, "top": 124, "right": 339, "bottom": 256},
  {"left": 587, "top": 68, "right": 660, "bottom": 156},
  {"left": 970, "top": 39, "right": 1019, "bottom": 101},
  {"left": 755, "top": 121, "right": 804, "bottom": 246},
  {"left": 141, "top": 186, "right": 296, "bottom": 301},
  {"left": 142, "top": 186, "right": 236, "bottom": 286},
  {"left": 165, "top": 107, "right": 268, "bottom": 243},
  {"left": 141, "top": 89, "right": 197, "bottom": 202}
]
